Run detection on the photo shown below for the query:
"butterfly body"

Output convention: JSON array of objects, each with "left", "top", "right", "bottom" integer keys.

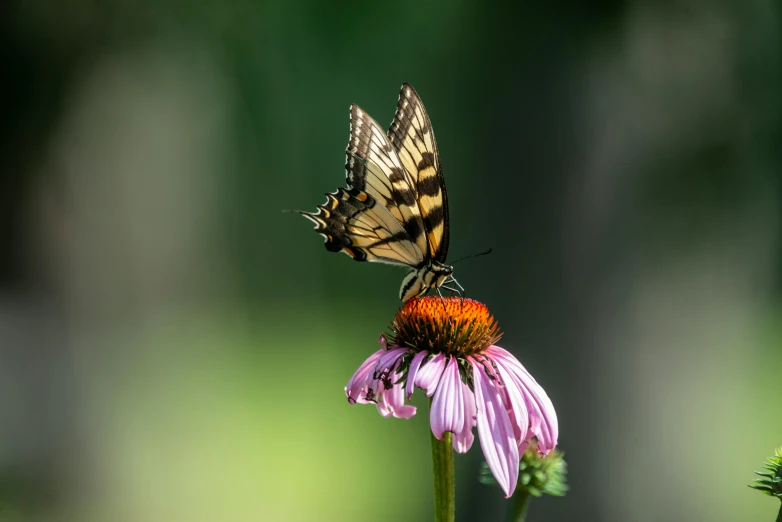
[
  {"left": 400, "top": 261, "right": 454, "bottom": 303},
  {"left": 303, "top": 84, "right": 458, "bottom": 301}
]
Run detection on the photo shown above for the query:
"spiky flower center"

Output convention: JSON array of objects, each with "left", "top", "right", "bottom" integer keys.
[{"left": 388, "top": 296, "right": 502, "bottom": 356}]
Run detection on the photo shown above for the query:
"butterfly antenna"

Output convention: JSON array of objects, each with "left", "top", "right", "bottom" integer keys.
[{"left": 451, "top": 248, "right": 492, "bottom": 265}]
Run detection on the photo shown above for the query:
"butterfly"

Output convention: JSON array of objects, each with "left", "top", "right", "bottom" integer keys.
[{"left": 302, "top": 83, "right": 462, "bottom": 302}]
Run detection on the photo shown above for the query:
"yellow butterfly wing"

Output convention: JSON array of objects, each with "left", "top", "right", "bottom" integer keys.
[{"left": 387, "top": 83, "right": 449, "bottom": 263}]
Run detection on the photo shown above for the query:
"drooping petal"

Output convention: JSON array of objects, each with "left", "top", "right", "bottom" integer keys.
[
  {"left": 376, "top": 347, "right": 409, "bottom": 372},
  {"left": 348, "top": 347, "right": 408, "bottom": 408},
  {"left": 487, "top": 346, "right": 558, "bottom": 453},
  {"left": 472, "top": 358, "right": 519, "bottom": 498},
  {"left": 365, "top": 347, "right": 407, "bottom": 405},
  {"left": 430, "top": 356, "right": 465, "bottom": 440},
  {"left": 490, "top": 346, "right": 558, "bottom": 453},
  {"left": 492, "top": 356, "right": 530, "bottom": 448},
  {"left": 405, "top": 351, "right": 429, "bottom": 399},
  {"left": 452, "top": 378, "right": 476, "bottom": 453},
  {"left": 414, "top": 353, "right": 446, "bottom": 397},
  {"left": 518, "top": 439, "right": 529, "bottom": 456},
  {"left": 345, "top": 349, "right": 383, "bottom": 404},
  {"left": 379, "top": 373, "right": 417, "bottom": 419}
]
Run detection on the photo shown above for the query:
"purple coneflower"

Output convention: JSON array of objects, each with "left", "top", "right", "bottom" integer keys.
[{"left": 345, "top": 297, "right": 558, "bottom": 498}]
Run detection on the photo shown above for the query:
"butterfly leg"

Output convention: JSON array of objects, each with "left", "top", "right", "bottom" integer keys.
[
  {"left": 440, "top": 284, "right": 462, "bottom": 297},
  {"left": 449, "top": 276, "right": 465, "bottom": 295},
  {"left": 434, "top": 286, "right": 449, "bottom": 314},
  {"left": 444, "top": 276, "right": 466, "bottom": 309},
  {"left": 440, "top": 277, "right": 465, "bottom": 299}
]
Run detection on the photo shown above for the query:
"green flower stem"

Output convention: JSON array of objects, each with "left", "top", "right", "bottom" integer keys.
[
  {"left": 776, "top": 502, "right": 782, "bottom": 522},
  {"left": 430, "top": 430, "right": 454, "bottom": 522},
  {"left": 505, "top": 490, "right": 531, "bottom": 522}
]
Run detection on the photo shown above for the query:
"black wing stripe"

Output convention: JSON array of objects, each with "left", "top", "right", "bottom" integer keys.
[
  {"left": 417, "top": 173, "right": 441, "bottom": 197},
  {"left": 388, "top": 167, "right": 406, "bottom": 183},
  {"left": 423, "top": 205, "right": 445, "bottom": 230},
  {"left": 403, "top": 217, "right": 423, "bottom": 246}
]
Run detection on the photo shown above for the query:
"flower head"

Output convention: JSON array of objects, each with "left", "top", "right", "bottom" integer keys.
[{"left": 345, "top": 297, "right": 559, "bottom": 497}]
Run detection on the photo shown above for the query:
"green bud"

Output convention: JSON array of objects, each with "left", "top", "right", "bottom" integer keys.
[
  {"left": 749, "top": 446, "right": 782, "bottom": 500},
  {"left": 479, "top": 440, "right": 568, "bottom": 497}
]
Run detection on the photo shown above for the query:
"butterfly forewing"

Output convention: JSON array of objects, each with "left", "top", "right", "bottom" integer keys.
[
  {"left": 388, "top": 83, "right": 450, "bottom": 263},
  {"left": 345, "top": 105, "right": 429, "bottom": 257}
]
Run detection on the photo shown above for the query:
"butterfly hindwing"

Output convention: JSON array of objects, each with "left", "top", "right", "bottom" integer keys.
[
  {"left": 388, "top": 83, "right": 449, "bottom": 263},
  {"left": 303, "top": 188, "right": 423, "bottom": 267}
]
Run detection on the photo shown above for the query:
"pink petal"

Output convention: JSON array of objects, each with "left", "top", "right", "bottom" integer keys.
[
  {"left": 518, "top": 439, "right": 529, "bottom": 456},
  {"left": 487, "top": 346, "right": 558, "bottom": 453},
  {"left": 345, "top": 349, "right": 383, "bottom": 404},
  {"left": 405, "top": 351, "right": 429, "bottom": 399},
  {"left": 492, "top": 358, "right": 530, "bottom": 447},
  {"left": 430, "top": 357, "right": 465, "bottom": 440},
  {"left": 366, "top": 347, "right": 409, "bottom": 399},
  {"left": 343, "top": 342, "right": 418, "bottom": 421},
  {"left": 376, "top": 347, "right": 409, "bottom": 371},
  {"left": 414, "top": 353, "right": 446, "bottom": 397},
  {"left": 472, "top": 358, "right": 519, "bottom": 498},
  {"left": 380, "top": 374, "right": 417, "bottom": 419},
  {"left": 452, "top": 378, "right": 476, "bottom": 453},
  {"left": 375, "top": 394, "right": 392, "bottom": 417}
]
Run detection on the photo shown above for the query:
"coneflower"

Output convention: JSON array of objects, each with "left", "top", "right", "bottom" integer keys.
[{"left": 345, "top": 296, "right": 558, "bottom": 506}]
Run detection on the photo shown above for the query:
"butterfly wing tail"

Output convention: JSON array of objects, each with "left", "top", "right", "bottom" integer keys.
[{"left": 301, "top": 189, "right": 368, "bottom": 260}]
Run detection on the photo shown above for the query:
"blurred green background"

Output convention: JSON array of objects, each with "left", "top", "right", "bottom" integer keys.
[{"left": 1, "top": 1, "right": 781, "bottom": 521}]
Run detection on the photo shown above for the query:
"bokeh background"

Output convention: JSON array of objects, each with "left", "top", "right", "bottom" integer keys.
[{"left": 1, "top": 1, "right": 781, "bottom": 521}]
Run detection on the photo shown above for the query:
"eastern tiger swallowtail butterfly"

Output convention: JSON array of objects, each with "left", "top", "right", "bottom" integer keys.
[{"left": 302, "top": 83, "right": 461, "bottom": 302}]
